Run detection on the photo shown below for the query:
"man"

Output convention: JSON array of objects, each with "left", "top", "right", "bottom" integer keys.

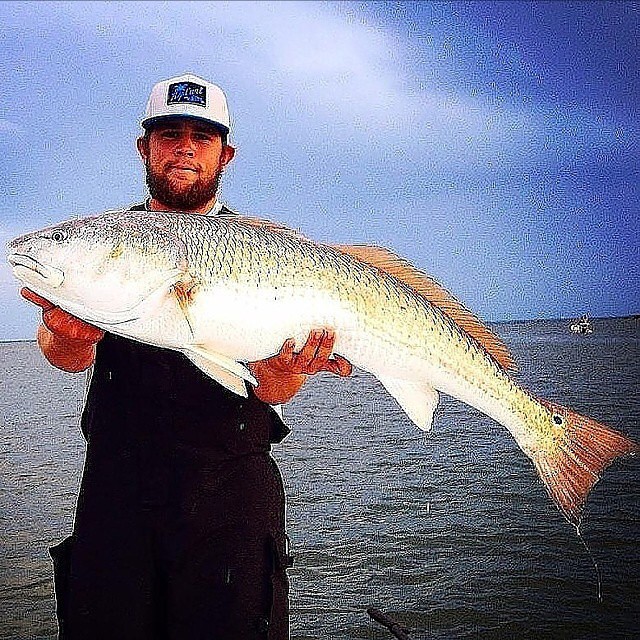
[{"left": 22, "top": 73, "right": 352, "bottom": 640}]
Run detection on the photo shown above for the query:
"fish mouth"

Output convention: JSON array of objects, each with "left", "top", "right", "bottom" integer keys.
[{"left": 7, "top": 253, "right": 65, "bottom": 288}]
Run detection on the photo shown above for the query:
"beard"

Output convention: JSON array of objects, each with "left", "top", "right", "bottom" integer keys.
[{"left": 145, "top": 159, "right": 222, "bottom": 211}]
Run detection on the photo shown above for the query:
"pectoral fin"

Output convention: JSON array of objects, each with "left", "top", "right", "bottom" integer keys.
[
  {"left": 42, "top": 268, "right": 184, "bottom": 327},
  {"left": 379, "top": 376, "right": 439, "bottom": 431},
  {"left": 173, "top": 275, "right": 200, "bottom": 338},
  {"left": 182, "top": 346, "right": 258, "bottom": 397}
]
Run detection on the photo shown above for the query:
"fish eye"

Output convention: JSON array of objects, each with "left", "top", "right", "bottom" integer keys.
[
  {"left": 552, "top": 414, "right": 564, "bottom": 425},
  {"left": 51, "top": 230, "right": 68, "bottom": 242}
]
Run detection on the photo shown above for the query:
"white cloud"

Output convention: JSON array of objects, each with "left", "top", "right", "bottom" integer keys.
[{"left": 14, "top": 0, "right": 631, "bottom": 172}]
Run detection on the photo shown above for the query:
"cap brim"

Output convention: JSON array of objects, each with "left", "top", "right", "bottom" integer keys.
[{"left": 141, "top": 114, "right": 229, "bottom": 135}]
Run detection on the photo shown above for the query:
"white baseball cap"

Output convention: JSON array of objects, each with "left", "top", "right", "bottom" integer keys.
[{"left": 141, "top": 73, "right": 230, "bottom": 135}]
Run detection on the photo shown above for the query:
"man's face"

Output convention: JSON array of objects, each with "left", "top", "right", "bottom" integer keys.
[{"left": 137, "top": 119, "right": 235, "bottom": 212}]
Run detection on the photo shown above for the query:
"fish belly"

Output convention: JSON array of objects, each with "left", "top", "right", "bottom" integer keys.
[{"left": 187, "top": 281, "right": 382, "bottom": 365}]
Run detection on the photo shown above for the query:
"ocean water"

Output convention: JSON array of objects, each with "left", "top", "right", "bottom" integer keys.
[{"left": 0, "top": 318, "right": 638, "bottom": 639}]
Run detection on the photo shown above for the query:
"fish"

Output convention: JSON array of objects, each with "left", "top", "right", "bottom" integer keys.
[{"left": 6, "top": 209, "right": 638, "bottom": 525}]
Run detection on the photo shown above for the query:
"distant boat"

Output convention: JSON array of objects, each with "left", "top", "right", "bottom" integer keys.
[{"left": 570, "top": 314, "right": 593, "bottom": 334}]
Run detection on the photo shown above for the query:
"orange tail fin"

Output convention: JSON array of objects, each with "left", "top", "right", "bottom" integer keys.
[{"left": 534, "top": 399, "right": 638, "bottom": 526}]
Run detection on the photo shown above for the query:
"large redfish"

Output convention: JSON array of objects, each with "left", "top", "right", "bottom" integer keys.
[{"left": 7, "top": 210, "right": 637, "bottom": 524}]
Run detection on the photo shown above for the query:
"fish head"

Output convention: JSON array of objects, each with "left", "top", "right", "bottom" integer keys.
[{"left": 7, "top": 211, "right": 187, "bottom": 322}]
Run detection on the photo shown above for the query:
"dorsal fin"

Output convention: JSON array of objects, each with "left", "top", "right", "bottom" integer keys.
[
  {"left": 334, "top": 244, "right": 517, "bottom": 372},
  {"left": 217, "top": 213, "right": 308, "bottom": 240}
]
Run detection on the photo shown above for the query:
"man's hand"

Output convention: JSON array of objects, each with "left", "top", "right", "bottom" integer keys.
[
  {"left": 21, "top": 288, "right": 104, "bottom": 372},
  {"left": 264, "top": 329, "right": 352, "bottom": 377},
  {"left": 22, "top": 289, "right": 105, "bottom": 343},
  {"left": 249, "top": 329, "right": 352, "bottom": 405}
]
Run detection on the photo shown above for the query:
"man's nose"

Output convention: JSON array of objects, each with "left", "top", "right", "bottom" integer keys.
[{"left": 175, "top": 135, "right": 196, "bottom": 156}]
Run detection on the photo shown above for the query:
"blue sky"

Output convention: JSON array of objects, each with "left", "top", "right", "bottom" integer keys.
[{"left": 1, "top": 1, "right": 638, "bottom": 339}]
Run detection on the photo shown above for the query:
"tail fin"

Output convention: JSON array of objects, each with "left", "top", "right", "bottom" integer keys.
[{"left": 533, "top": 399, "right": 638, "bottom": 526}]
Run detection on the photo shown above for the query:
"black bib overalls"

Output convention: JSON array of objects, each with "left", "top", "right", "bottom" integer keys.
[{"left": 50, "top": 331, "right": 292, "bottom": 640}]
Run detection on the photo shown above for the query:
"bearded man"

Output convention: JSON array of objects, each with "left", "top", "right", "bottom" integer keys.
[{"left": 22, "top": 74, "right": 351, "bottom": 640}]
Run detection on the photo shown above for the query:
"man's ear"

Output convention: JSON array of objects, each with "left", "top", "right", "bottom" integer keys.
[
  {"left": 136, "top": 136, "right": 149, "bottom": 161},
  {"left": 220, "top": 144, "right": 236, "bottom": 169}
]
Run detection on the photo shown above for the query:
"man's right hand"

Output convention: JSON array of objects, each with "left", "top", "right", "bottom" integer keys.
[{"left": 21, "top": 288, "right": 104, "bottom": 372}]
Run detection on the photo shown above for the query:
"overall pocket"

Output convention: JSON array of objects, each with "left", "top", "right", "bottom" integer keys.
[
  {"left": 266, "top": 532, "right": 293, "bottom": 639},
  {"left": 49, "top": 535, "right": 75, "bottom": 638}
]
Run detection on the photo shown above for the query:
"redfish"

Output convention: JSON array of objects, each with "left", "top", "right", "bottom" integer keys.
[{"left": 7, "top": 210, "right": 637, "bottom": 524}]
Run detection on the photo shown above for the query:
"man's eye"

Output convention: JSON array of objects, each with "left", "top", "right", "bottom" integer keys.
[
  {"left": 194, "top": 133, "right": 212, "bottom": 142},
  {"left": 161, "top": 130, "right": 179, "bottom": 139}
]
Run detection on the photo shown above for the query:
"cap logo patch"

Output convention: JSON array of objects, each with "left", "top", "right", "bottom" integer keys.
[{"left": 167, "top": 82, "right": 207, "bottom": 107}]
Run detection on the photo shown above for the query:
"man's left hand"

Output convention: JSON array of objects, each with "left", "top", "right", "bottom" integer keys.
[
  {"left": 249, "top": 329, "right": 352, "bottom": 404},
  {"left": 267, "top": 329, "right": 352, "bottom": 377}
]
